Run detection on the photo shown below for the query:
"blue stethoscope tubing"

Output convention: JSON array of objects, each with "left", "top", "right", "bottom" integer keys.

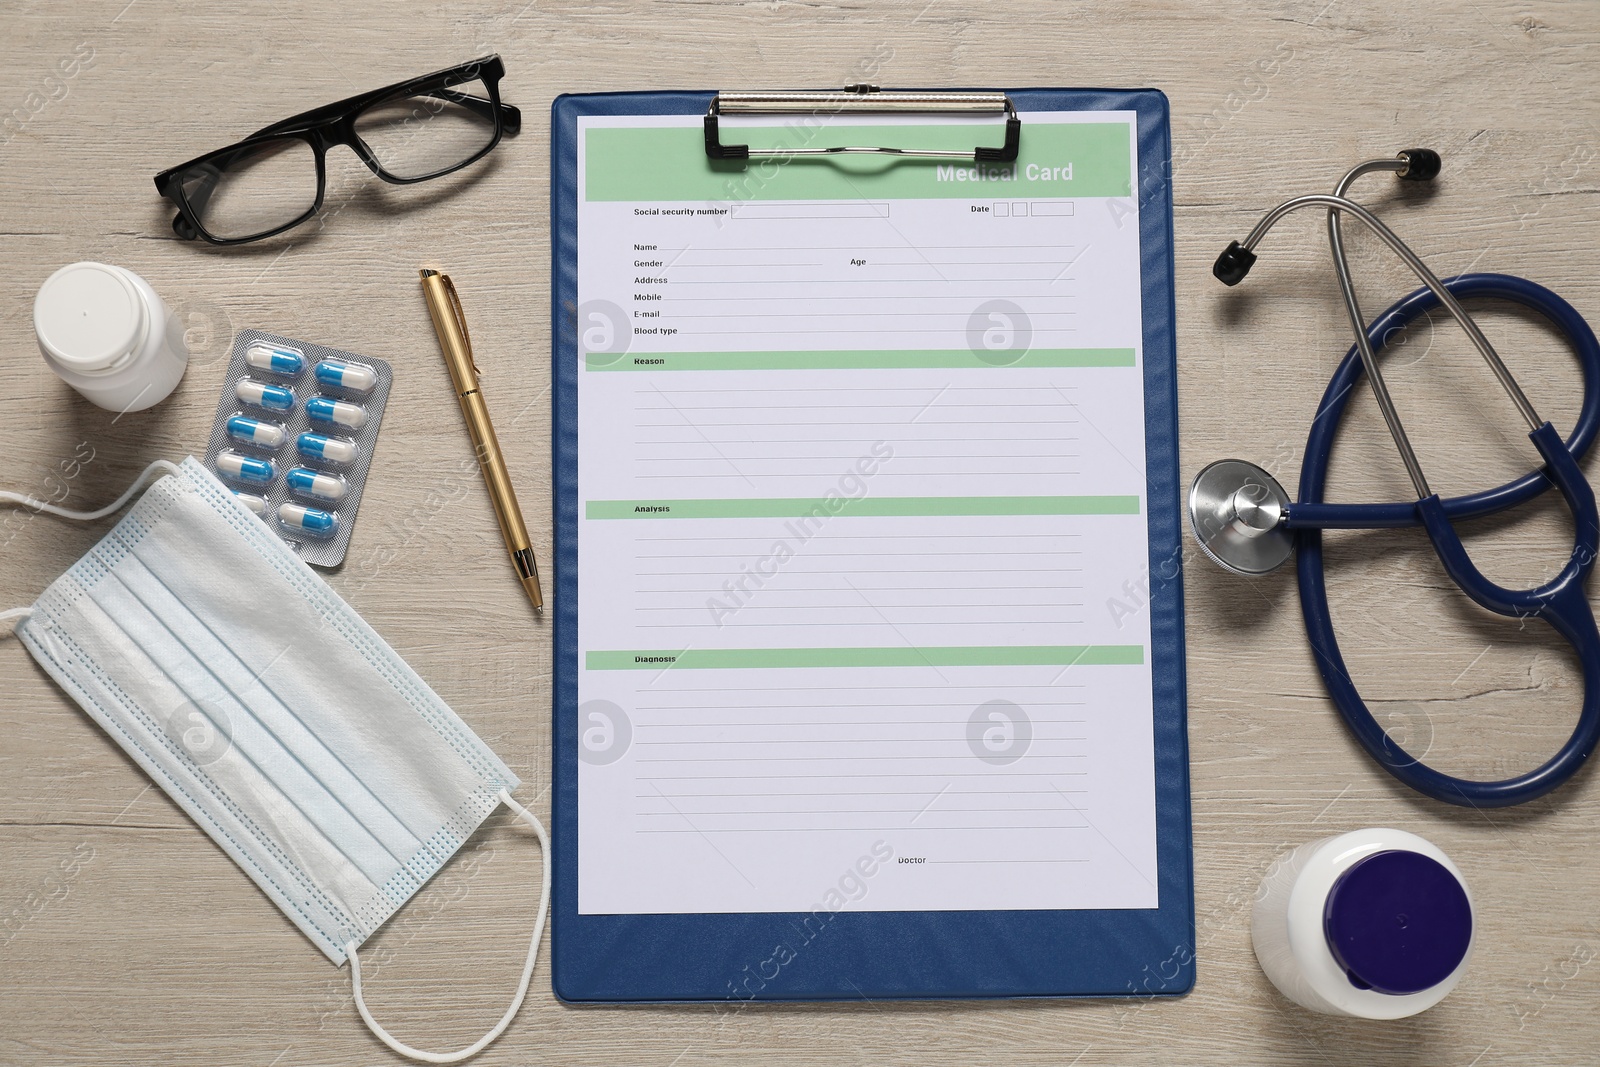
[{"left": 1291, "top": 272, "right": 1600, "bottom": 806}]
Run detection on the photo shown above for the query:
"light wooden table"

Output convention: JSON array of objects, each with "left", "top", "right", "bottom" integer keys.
[{"left": 2, "top": 1, "right": 1598, "bottom": 1063}]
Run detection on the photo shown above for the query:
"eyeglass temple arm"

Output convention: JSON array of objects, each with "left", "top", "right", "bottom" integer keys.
[
  {"left": 248, "top": 97, "right": 362, "bottom": 139},
  {"left": 418, "top": 88, "right": 520, "bottom": 133},
  {"left": 243, "top": 89, "right": 519, "bottom": 141}
]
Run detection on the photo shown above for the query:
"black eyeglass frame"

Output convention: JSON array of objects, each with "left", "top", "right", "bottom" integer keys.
[{"left": 153, "top": 55, "right": 520, "bottom": 244}]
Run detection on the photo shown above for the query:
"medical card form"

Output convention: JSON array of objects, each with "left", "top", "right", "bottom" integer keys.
[{"left": 574, "top": 112, "right": 1156, "bottom": 916}]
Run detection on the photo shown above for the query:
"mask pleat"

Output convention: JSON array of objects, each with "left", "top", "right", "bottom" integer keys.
[
  {"left": 34, "top": 571, "right": 381, "bottom": 943},
  {"left": 138, "top": 486, "right": 490, "bottom": 842},
  {"left": 95, "top": 552, "right": 419, "bottom": 889}
]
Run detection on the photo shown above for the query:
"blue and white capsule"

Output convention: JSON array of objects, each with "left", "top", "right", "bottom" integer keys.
[
  {"left": 286, "top": 466, "right": 348, "bottom": 502},
  {"left": 245, "top": 343, "right": 305, "bottom": 376},
  {"left": 278, "top": 502, "right": 338, "bottom": 538},
  {"left": 306, "top": 395, "right": 367, "bottom": 429},
  {"left": 231, "top": 491, "right": 267, "bottom": 516},
  {"left": 215, "top": 450, "right": 275, "bottom": 484},
  {"left": 226, "top": 415, "right": 286, "bottom": 449},
  {"left": 236, "top": 378, "right": 295, "bottom": 412},
  {"left": 314, "top": 359, "right": 378, "bottom": 393},
  {"left": 295, "top": 432, "right": 359, "bottom": 464}
]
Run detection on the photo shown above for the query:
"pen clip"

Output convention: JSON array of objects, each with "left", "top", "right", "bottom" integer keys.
[{"left": 441, "top": 274, "right": 481, "bottom": 376}]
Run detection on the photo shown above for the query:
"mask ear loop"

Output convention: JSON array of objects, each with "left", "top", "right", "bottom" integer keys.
[
  {"left": 347, "top": 788, "right": 551, "bottom": 1064},
  {"left": 0, "top": 458, "right": 183, "bottom": 634}
]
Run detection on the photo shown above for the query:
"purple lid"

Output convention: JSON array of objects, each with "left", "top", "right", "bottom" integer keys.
[{"left": 1323, "top": 849, "right": 1472, "bottom": 996}]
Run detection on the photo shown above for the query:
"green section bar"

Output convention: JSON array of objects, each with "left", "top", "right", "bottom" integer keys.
[
  {"left": 588, "top": 348, "right": 1135, "bottom": 372},
  {"left": 587, "top": 645, "right": 1145, "bottom": 671},
  {"left": 585, "top": 122, "right": 1132, "bottom": 202},
  {"left": 586, "top": 496, "right": 1140, "bottom": 519}
]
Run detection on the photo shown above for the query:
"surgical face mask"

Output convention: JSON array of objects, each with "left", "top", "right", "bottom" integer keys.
[{"left": 1, "top": 457, "right": 548, "bottom": 1064}]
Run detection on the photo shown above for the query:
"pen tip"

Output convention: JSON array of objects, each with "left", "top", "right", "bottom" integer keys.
[{"left": 419, "top": 268, "right": 439, "bottom": 279}]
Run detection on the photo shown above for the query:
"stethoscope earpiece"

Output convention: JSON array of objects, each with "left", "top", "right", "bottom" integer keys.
[
  {"left": 1212, "top": 241, "right": 1257, "bottom": 286},
  {"left": 1397, "top": 147, "right": 1442, "bottom": 181}
]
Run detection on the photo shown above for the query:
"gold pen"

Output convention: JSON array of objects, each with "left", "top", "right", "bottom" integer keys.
[{"left": 419, "top": 268, "right": 544, "bottom": 613}]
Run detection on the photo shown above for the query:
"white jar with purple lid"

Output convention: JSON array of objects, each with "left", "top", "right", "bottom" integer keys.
[{"left": 1252, "top": 827, "right": 1474, "bottom": 1019}]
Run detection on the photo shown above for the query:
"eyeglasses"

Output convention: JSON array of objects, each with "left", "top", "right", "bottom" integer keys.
[{"left": 153, "top": 56, "right": 520, "bottom": 245}]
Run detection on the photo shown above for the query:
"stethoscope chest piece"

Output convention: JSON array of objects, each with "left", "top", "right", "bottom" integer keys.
[{"left": 1188, "top": 458, "right": 1293, "bottom": 576}]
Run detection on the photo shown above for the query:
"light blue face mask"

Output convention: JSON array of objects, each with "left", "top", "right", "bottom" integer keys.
[{"left": 1, "top": 457, "right": 548, "bottom": 1064}]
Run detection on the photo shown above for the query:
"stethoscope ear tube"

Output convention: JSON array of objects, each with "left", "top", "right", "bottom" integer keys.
[{"left": 1295, "top": 274, "right": 1600, "bottom": 806}]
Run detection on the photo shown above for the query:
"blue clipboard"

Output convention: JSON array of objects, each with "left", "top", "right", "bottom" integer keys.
[{"left": 551, "top": 87, "right": 1192, "bottom": 1002}]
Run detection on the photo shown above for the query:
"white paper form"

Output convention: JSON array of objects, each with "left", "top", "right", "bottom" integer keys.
[{"left": 574, "top": 111, "right": 1158, "bottom": 915}]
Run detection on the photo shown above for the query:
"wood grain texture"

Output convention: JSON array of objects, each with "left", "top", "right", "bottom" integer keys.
[{"left": 2, "top": 0, "right": 1598, "bottom": 1063}]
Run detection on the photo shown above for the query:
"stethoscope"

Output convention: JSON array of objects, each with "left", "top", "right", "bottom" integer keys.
[{"left": 1190, "top": 149, "right": 1600, "bottom": 809}]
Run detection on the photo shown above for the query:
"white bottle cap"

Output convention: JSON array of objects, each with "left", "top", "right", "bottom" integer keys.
[{"left": 33, "top": 262, "right": 148, "bottom": 372}]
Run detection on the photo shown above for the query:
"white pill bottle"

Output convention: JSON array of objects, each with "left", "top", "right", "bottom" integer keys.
[
  {"left": 33, "top": 262, "right": 188, "bottom": 412},
  {"left": 1252, "top": 827, "right": 1473, "bottom": 1019}
]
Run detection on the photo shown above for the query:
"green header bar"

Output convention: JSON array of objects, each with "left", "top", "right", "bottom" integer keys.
[
  {"left": 586, "top": 645, "right": 1145, "bottom": 671},
  {"left": 588, "top": 348, "right": 1135, "bottom": 372},
  {"left": 585, "top": 496, "right": 1140, "bottom": 520},
  {"left": 585, "top": 122, "right": 1132, "bottom": 202}
]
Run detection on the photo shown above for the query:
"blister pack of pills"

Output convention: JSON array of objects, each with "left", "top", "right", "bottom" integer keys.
[{"left": 203, "top": 329, "right": 392, "bottom": 569}]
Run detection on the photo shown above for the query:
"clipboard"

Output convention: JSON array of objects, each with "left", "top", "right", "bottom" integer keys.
[{"left": 551, "top": 86, "right": 1192, "bottom": 1002}]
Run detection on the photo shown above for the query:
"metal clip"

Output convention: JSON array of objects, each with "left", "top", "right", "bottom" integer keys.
[
  {"left": 440, "top": 273, "right": 480, "bottom": 376},
  {"left": 704, "top": 87, "right": 1020, "bottom": 163}
]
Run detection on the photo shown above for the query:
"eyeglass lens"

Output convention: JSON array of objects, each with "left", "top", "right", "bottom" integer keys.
[
  {"left": 353, "top": 74, "right": 499, "bottom": 180},
  {"left": 182, "top": 137, "right": 318, "bottom": 241}
]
